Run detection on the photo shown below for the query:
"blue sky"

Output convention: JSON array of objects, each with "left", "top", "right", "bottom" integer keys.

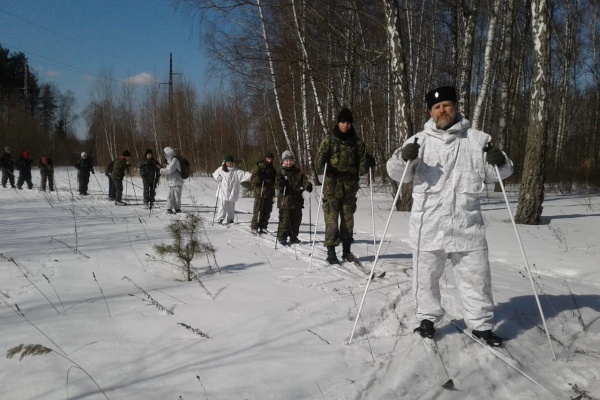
[{"left": 0, "top": 0, "right": 213, "bottom": 137}]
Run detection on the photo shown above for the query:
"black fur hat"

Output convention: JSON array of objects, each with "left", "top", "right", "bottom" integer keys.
[{"left": 425, "top": 86, "right": 457, "bottom": 109}]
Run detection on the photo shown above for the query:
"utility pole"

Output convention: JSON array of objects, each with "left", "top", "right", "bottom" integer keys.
[
  {"left": 23, "top": 60, "right": 28, "bottom": 97},
  {"left": 160, "top": 53, "right": 183, "bottom": 147},
  {"left": 160, "top": 53, "right": 183, "bottom": 121}
]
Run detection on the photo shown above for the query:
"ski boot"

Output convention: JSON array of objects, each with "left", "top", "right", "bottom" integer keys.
[
  {"left": 326, "top": 246, "right": 340, "bottom": 264},
  {"left": 341, "top": 240, "right": 359, "bottom": 263},
  {"left": 472, "top": 329, "right": 503, "bottom": 347},
  {"left": 414, "top": 320, "right": 435, "bottom": 339}
]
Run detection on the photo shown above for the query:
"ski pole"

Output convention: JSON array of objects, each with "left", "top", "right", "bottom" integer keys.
[
  {"left": 308, "top": 191, "right": 312, "bottom": 244},
  {"left": 92, "top": 170, "right": 106, "bottom": 196},
  {"left": 212, "top": 179, "right": 223, "bottom": 225},
  {"left": 149, "top": 176, "right": 158, "bottom": 218},
  {"left": 348, "top": 157, "right": 413, "bottom": 344},
  {"left": 369, "top": 166, "right": 376, "bottom": 258},
  {"left": 128, "top": 175, "right": 138, "bottom": 203},
  {"left": 489, "top": 150, "right": 556, "bottom": 360},
  {"left": 308, "top": 163, "right": 328, "bottom": 272}
]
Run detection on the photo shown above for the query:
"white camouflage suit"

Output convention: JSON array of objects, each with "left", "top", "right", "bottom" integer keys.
[
  {"left": 212, "top": 164, "right": 252, "bottom": 223},
  {"left": 387, "top": 115, "right": 513, "bottom": 330},
  {"left": 160, "top": 147, "right": 183, "bottom": 212}
]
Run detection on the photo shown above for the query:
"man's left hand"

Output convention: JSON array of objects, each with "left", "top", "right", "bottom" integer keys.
[{"left": 486, "top": 146, "right": 506, "bottom": 166}]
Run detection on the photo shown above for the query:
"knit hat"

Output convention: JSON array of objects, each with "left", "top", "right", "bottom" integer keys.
[
  {"left": 265, "top": 152, "right": 274, "bottom": 160},
  {"left": 23, "top": 150, "right": 30, "bottom": 159},
  {"left": 4, "top": 146, "right": 10, "bottom": 153},
  {"left": 425, "top": 86, "right": 457, "bottom": 109},
  {"left": 281, "top": 150, "right": 295, "bottom": 161},
  {"left": 224, "top": 154, "right": 234, "bottom": 163},
  {"left": 145, "top": 149, "right": 153, "bottom": 156},
  {"left": 81, "top": 151, "right": 87, "bottom": 158},
  {"left": 337, "top": 108, "right": 353, "bottom": 123},
  {"left": 122, "top": 149, "right": 131, "bottom": 157}
]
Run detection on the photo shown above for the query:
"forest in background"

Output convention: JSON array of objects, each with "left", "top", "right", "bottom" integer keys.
[{"left": 1, "top": 0, "right": 599, "bottom": 193}]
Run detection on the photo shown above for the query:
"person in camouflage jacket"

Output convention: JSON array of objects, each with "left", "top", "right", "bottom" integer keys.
[
  {"left": 316, "top": 108, "right": 375, "bottom": 264},
  {"left": 75, "top": 152, "right": 95, "bottom": 195},
  {"left": 1, "top": 146, "right": 16, "bottom": 188},
  {"left": 250, "top": 151, "right": 277, "bottom": 234},
  {"left": 275, "top": 150, "right": 312, "bottom": 246},
  {"left": 139, "top": 149, "right": 161, "bottom": 207},
  {"left": 111, "top": 150, "right": 131, "bottom": 205},
  {"left": 38, "top": 155, "right": 54, "bottom": 191}
]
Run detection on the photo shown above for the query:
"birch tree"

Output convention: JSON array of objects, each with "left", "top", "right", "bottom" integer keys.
[
  {"left": 515, "top": 0, "right": 551, "bottom": 225},
  {"left": 456, "top": 1, "right": 480, "bottom": 115},
  {"left": 471, "top": 0, "right": 500, "bottom": 130}
]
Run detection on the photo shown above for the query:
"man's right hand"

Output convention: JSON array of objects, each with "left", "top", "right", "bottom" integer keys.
[{"left": 320, "top": 150, "right": 331, "bottom": 167}]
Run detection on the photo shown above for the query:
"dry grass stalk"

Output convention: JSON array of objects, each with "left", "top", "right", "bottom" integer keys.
[
  {"left": 122, "top": 276, "right": 174, "bottom": 315},
  {"left": 6, "top": 343, "right": 109, "bottom": 399}
]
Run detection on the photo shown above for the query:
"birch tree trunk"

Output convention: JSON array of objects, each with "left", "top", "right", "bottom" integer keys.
[
  {"left": 291, "top": 0, "right": 327, "bottom": 181},
  {"left": 383, "top": 0, "right": 413, "bottom": 211},
  {"left": 257, "top": 0, "right": 293, "bottom": 152},
  {"left": 497, "top": 0, "right": 517, "bottom": 150},
  {"left": 457, "top": 1, "right": 480, "bottom": 116},
  {"left": 553, "top": 2, "right": 579, "bottom": 167},
  {"left": 471, "top": 0, "right": 499, "bottom": 130},
  {"left": 515, "top": 0, "right": 551, "bottom": 225}
]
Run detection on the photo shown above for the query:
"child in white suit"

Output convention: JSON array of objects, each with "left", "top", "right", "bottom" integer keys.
[{"left": 212, "top": 154, "right": 251, "bottom": 224}]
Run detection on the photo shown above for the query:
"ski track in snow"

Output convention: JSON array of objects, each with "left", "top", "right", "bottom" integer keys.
[{"left": 0, "top": 168, "right": 598, "bottom": 399}]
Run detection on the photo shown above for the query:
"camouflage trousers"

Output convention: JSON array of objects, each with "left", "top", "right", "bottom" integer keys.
[
  {"left": 322, "top": 195, "right": 357, "bottom": 247},
  {"left": 251, "top": 195, "right": 274, "bottom": 230},
  {"left": 277, "top": 207, "right": 302, "bottom": 241},
  {"left": 321, "top": 174, "right": 359, "bottom": 247}
]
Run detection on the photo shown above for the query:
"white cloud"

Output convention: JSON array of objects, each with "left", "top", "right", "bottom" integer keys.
[
  {"left": 46, "top": 70, "right": 60, "bottom": 78},
  {"left": 122, "top": 72, "right": 156, "bottom": 86}
]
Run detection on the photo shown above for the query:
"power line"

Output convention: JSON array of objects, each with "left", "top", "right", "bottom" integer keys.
[{"left": 1, "top": 42, "right": 118, "bottom": 83}]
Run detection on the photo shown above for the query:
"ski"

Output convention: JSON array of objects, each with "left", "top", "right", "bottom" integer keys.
[
  {"left": 445, "top": 317, "right": 582, "bottom": 400},
  {"left": 421, "top": 337, "right": 454, "bottom": 388},
  {"left": 342, "top": 253, "right": 386, "bottom": 280}
]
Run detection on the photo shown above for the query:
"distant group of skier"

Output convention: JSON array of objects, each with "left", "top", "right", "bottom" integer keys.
[{"left": 1, "top": 85, "right": 513, "bottom": 347}]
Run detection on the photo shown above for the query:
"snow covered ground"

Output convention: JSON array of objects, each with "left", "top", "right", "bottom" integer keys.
[{"left": 1, "top": 167, "right": 598, "bottom": 400}]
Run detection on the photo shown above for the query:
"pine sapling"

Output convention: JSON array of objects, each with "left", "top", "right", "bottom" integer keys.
[{"left": 154, "top": 213, "right": 215, "bottom": 281}]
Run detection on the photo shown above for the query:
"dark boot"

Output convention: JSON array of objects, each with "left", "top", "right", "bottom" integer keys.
[
  {"left": 326, "top": 246, "right": 340, "bottom": 264},
  {"left": 342, "top": 240, "right": 357, "bottom": 262},
  {"left": 414, "top": 319, "right": 435, "bottom": 339},
  {"left": 472, "top": 329, "right": 503, "bottom": 347}
]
